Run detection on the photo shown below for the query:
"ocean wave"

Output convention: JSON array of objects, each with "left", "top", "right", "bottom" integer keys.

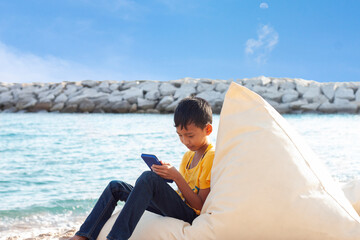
[
  {"left": 0, "top": 199, "right": 97, "bottom": 218},
  {"left": 0, "top": 199, "right": 125, "bottom": 239}
]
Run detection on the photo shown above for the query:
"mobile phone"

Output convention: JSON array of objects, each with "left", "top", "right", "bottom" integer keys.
[{"left": 141, "top": 154, "right": 173, "bottom": 183}]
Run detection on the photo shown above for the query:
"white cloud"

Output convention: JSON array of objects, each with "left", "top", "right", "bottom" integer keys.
[
  {"left": 245, "top": 24, "right": 279, "bottom": 64},
  {"left": 260, "top": 2, "right": 269, "bottom": 9},
  {"left": 0, "top": 41, "right": 122, "bottom": 83}
]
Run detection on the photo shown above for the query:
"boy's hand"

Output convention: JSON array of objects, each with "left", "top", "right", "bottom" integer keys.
[{"left": 151, "top": 161, "right": 181, "bottom": 181}]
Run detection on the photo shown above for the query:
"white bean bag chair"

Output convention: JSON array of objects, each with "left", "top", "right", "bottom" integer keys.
[
  {"left": 98, "top": 82, "right": 360, "bottom": 240},
  {"left": 342, "top": 179, "right": 360, "bottom": 216}
]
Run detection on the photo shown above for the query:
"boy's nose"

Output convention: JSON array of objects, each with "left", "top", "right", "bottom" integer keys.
[{"left": 183, "top": 138, "right": 190, "bottom": 145}]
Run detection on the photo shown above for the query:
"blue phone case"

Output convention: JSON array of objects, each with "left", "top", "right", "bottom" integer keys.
[{"left": 141, "top": 154, "right": 173, "bottom": 183}]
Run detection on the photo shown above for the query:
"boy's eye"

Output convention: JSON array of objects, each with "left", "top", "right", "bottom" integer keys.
[{"left": 188, "top": 135, "right": 194, "bottom": 138}]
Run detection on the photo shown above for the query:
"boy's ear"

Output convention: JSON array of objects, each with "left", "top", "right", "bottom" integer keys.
[{"left": 205, "top": 124, "right": 213, "bottom": 135}]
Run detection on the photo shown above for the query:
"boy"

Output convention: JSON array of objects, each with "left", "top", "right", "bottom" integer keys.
[{"left": 70, "top": 97, "right": 214, "bottom": 240}]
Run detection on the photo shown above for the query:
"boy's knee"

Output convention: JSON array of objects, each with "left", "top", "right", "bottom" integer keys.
[
  {"left": 108, "top": 180, "right": 124, "bottom": 192},
  {"left": 136, "top": 171, "right": 159, "bottom": 185},
  {"left": 108, "top": 180, "right": 118, "bottom": 188}
]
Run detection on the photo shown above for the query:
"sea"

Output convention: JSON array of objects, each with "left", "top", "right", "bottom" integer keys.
[{"left": 0, "top": 113, "right": 359, "bottom": 239}]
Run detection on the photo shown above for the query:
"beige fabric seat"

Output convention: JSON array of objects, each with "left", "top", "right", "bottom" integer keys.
[
  {"left": 342, "top": 179, "right": 360, "bottom": 216},
  {"left": 98, "top": 82, "right": 360, "bottom": 240}
]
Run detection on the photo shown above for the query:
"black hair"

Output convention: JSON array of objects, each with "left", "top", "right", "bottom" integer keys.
[{"left": 174, "top": 97, "right": 212, "bottom": 130}]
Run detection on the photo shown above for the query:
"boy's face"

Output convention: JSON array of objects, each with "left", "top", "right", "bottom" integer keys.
[{"left": 176, "top": 122, "right": 212, "bottom": 152}]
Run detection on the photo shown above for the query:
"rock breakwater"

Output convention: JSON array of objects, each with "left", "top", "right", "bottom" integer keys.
[{"left": 1, "top": 77, "right": 359, "bottom": 114}]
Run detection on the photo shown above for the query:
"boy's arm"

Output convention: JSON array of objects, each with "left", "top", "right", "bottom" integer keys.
[
  {"left": 174, "top": 174, "right": 210, "bottom": 211},
  {"left": 151, "top": 163, "right": 210, "bottom": 211}
]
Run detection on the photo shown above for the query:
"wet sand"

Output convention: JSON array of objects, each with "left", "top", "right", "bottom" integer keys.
[
  {"left": 4, "top": 228, "right": 76, "bottom": 240},
  {"left": 0, "top": 228, "right": 77, "bottom": 240}
]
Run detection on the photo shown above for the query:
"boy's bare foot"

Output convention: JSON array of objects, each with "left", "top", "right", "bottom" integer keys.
[{"left": 68, "top": 235, "right": 88, "bottom": 240}]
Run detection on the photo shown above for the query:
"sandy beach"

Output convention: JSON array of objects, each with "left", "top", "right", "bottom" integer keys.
[{"left": 4, "top": 228, "right": 76, "bottom": 240}]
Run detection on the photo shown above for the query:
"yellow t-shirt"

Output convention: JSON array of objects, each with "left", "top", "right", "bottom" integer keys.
[{"left": 177, "top": 143, "right": 215, "bottom": 215}]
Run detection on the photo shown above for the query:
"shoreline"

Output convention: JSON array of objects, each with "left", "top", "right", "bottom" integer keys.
[
  {"left": 4, "top": 228, "right": 77, "bottom": 240},
  {"left": 1, "top": 76, "right": 360, "bottom": 115},
  {"left": 1, "top": 212, "right": 84, "bottom": 240}
]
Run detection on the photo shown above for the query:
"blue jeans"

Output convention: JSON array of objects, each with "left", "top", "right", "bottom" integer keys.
[{"left": 75, "top": 171, "right": 198, "bottom": 240}]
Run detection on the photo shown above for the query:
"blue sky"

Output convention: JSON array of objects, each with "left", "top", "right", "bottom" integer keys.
[{"left": 0, "top": 0, "right": 359, "bottom": 83}]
